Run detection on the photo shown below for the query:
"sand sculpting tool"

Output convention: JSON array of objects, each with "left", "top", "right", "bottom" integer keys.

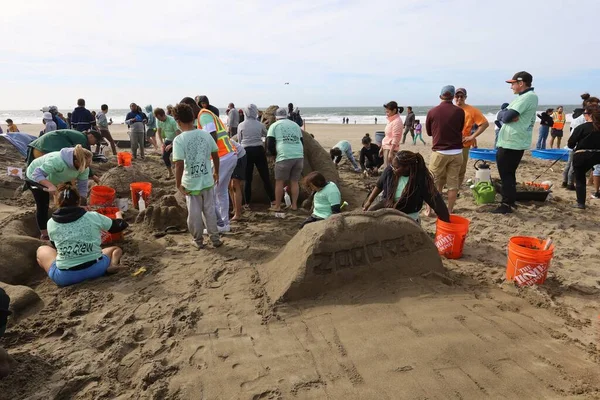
[
  {"left": 531, "top": 154, "right": 566, "bottom": 183},
  {"left": 132, "top": 267, "right": 147, "bottom": 277}
]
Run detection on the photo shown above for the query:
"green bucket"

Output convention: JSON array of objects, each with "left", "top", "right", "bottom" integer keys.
[{"left": 472, "top": 182, "right": 496, "bottom": 205}]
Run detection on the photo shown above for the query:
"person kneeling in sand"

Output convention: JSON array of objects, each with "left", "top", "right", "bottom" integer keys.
[
  {"left": 330, "top": 140, "right": 361, "bottom": 172},
  {"left": 300, "top": 171, "right": 342, "bottom": 228},
  {"left": 36, "top": 183, "right": 128, "bottom": 287},
  {"left": 363, "top": 151, "right": 450, "bottom": 224}
]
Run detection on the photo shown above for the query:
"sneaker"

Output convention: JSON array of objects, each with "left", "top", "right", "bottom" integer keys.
[
  {"left": 572, "top": 203, "right": 586, "bottom": 209},
  {"left": 561, "top": 181, "right": 568, "bottom": 188},
  {"left": 567, "top": 184, "right": 576, "bottom": 191},
  {"left": 218, "top": 225, "right": 231, "bottom": 233},
  {"left": 591, "top": 192, "right": 600, "bottom": 200},
  {"left": 491, "top": 203, "right": 513, "bottom": 214}
]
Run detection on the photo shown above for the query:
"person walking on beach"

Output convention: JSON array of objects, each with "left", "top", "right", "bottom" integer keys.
[
  {"left": 549, "top": 106, "right": 566, "bottom": 149},
  {"left": 494, "top": 71, "right": 539, "bottom": 214},
  {"left": 238, "top": 104, "right": 275, "bottom": 206},
  {"left": 330, "top": 140, "right": 361, "bottom": 172},
  {"left": 193, "top": 96, "right": 238, "bottom": 232},
  {"left": 413, "top": 120, "right": 426, "bottom": 145},
  {"left": 381, "top": 101, "right": 404, "bottom": 168},
  {"left": 402, "top": 106, "right": 416, "bottom": 144},
  {"left": 155, "top": 107, "right": 181, "bottom": 179},
  {"left": 375, "top": 117, "right": 378, "bottom": 124},
  {"left": 125, "top": 103, "right": 147, "bottom": 159},
  {"left": 5, "top": 119, "right": 19, "bottom": 133},
  {"left": 267, "top": 107, "right": 304, "bottom": 212},
  {"left": 171, "top": 103, "right": 222, "bottom": 249},
  {"left": 536, "top": 108, "right": 554, "bottom": 150},
  {"left": 227, "top": 103, "right": 240, "bottom": 137},
  {"left": 453, "top": 88, "right": 489, "bottom": 186},
  {"left": 568, "top": 105, "right": 600, "bottom": 208},
  {"left": 359, "top": 134, "right": 383, "bottom": 175},
  {"left": 96, "top": 104, "right": 117, "bottom": 155},
  {"left": 425, "top": 85, "right": 465, "bottom": 215},
  {"left": 71, "top": 99, "right": 96, "bottom": 132}
]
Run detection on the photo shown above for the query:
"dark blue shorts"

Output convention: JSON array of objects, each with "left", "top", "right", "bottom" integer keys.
[{"left": 48, "top": 255, "right": 110, "bottom": 287}]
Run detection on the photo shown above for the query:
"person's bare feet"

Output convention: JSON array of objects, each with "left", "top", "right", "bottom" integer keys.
[{"left": 230, "top": 215, "right": 243, "bottom": 222}]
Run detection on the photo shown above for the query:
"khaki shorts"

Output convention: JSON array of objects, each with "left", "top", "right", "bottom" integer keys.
[
  {"left": 430, "top": 151, "right": 463, "bottom": 191},
  {"left": 274, "top": 158, "right": 304, "bottom": 181}
]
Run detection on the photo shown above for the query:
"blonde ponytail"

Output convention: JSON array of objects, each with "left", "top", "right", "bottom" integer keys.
[{"left": 73, "top": 144, "right": 93, "bottom": 173}]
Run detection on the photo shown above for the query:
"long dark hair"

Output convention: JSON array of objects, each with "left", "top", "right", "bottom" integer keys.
[
  {"left": 55, "top": 182, "right": 81, "bottom": 208},
  {"left": 385, "top": 151, "right": 437, "bottom": 208},
  {"left": 587, "top": 105, "right": 600, "bottom": 131}
]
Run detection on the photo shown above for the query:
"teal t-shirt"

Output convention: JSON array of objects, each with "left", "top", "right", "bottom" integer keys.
[
  {"left": 172, "top": 129, "right": 219, "bottom": 192},
  {"left": 26, "top": 151, "right": 89, "bottom": 185},
  {"left": 267, "top": 119, "right": 304, "bottom": 163},
  {"left": 313, "top": 182, "right": 341, "bottom": 219},
  {"left": 47, "top": 211, "right": 113, "bottom": 269},
  {"left": 334, "top": 140, "right": 351, "bottom": 153},
  {"left": 496, "top": 89, "right": 539, "bottom": 150},
  {"left": 158, "top": 116, "right": 180, "bottom": 141},
  {"left": 394, "top": 176, "right": 420, "bottom": 221}
]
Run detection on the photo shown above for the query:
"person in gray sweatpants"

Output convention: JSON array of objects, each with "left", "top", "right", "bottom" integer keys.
[
  {"left": 125, "top": 102, "right": 147, "bottom": 159},
  {"left": 186, "top": 188, "right": 220, "bottom": 247}
]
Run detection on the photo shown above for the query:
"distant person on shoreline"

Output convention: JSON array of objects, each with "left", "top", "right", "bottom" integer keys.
[
  {"left": 413, "top": 120, "right": 426, "bottom": 145},
  {"left": 494, "top": 71, "right": 538, "bottom": 214},
  {"left": 227, "top": 103, "right": 240, "bottom": 137},
  {"left": 330, "top": 140, "right": 361, "bottom": 172},
  {"left": 96, "top": 104, "right": 117, "bottom": 155},
  {"left": 402, "top": 106, "right": 416, "bottom": 144},
  {"left": 453, "top": 87, "right": 489, "bottom": 186},
  {"left": 71, "top": 99, "right": 96, "bottom": 132},
  {"left": 5, "top": 119, "right": 19, "bottom": 133},
  {"left": 359, "top": 134, "right": 383, "bottom": 175},
  {"left": 381, "top": 101, "right": 404, "bottom": 168},
  {"left": 550, "top": 106, "right": 566, "bottom": 149},
  {"left": 494, "top": 103, "right": 509, "bottom": 148},
  {"left": 535, "top": 108, "right": 554, "bottom": 150},
  {"left": 287, "top": 103, "right": 304, "bottom": 127},
  {"left": 375, "top": 117, "right": 378, "bottom": 124}
]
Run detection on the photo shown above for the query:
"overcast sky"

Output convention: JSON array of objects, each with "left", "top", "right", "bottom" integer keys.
[{"left": 2, "top": 0, "right": 600, "bottom": 109}]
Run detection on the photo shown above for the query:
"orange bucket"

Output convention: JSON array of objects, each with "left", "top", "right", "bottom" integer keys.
[
  {"left": 506, "top": 236, "right": 554, "bottom": 287},
  {"left": 117, "top": 152, "right": 132, "bottom": 167},
  {"left": 89, "top": 185, "right": 116, "bottom": 207},
  {"left": 97, "top": 207, "right": 123, "bottom": 244},
  {"left": 434, "top": 215, "right": 470, "bottom": 259},
  {"left": 130, "top": 182, "right": 152, "bottom": 209}
]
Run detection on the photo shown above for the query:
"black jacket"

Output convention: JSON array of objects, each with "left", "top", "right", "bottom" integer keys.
[
  {"left": 537, "top": 112, "right": 554, "bottom": 127},
  {"left": 359, "top": 144, "right": 382, "bottom": 169},
  {"left": 376, "top": 167, "right": 450, "bottom": 222},
  {"left": 568, "top": 122, "right": 600, "bottom": 151}
]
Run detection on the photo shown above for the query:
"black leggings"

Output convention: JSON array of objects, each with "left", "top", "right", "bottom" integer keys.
[
  {"left": 573, "top": 152, "right": 600, "bottom": 206},
  {"left": 244, "top": 145, "right": 274, "bottom": 203},
  {"left": 31, "top": 186, "right": 50, "bottom": 231},
  {"left": 365, "top": 154, "right": 383, "bottom": 169},
  {"left": 162, "top": 139, "right": 173, "bottom": 168},
  {"left": 300, "top": 215, "right": 323, "bottom": 228},
  {"left": 496, "top": 148, "right": 524, "bottom": 205}
]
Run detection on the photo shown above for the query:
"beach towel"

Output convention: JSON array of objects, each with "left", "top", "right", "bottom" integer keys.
[{"left": 0, "top": 133, "right": 37, "bottom": 157}]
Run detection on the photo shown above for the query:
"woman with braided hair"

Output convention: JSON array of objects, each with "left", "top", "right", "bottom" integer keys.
[{"left": 363, "top": 150, "right": 450, "bottom": 223}]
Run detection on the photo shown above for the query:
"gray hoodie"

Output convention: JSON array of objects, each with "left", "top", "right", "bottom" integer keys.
[{"left": 238, "top": 104, "right": 267, "bottom": 148}]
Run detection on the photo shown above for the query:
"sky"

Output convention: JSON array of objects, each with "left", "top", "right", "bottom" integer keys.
[{"left": 2, "top": 0, "right": 600, "bottom": 109}]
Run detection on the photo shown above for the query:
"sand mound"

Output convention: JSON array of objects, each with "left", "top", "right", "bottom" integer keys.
[
  {"left": 0, "top": 137, "right": 27, "bottom": 199},
  {"left": 0, "top": 236, "right": 45, "bottom": 286},
  {"left": 98, "top": 165, "right": 156, "bottom": 198},
  {"left": 259, "top": 209, "right": 444, "bottom": 302},
  {"left": 135, "top": 195, "right": 188, "bottom": 232},
  {"left": 0, "top": 283, "right": 43, "bottom": 322}
]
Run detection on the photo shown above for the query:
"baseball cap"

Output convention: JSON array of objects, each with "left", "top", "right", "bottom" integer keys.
[
  {"left": 506, "top": 71, "right": 533, "bottom": 85},
  {"left": 275, "top": 107, "right": 288, "bottom": 119},
  {"left": 440, "top": 85, "right": 455, "bottom": 98},
  {"left": 455, "top": 88, "right": 467, "bottom": 96}
]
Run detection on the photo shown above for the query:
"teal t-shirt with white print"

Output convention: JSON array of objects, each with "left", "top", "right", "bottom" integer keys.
[{"left": 47, "top": 211, "right": 113, "bottom": 269}]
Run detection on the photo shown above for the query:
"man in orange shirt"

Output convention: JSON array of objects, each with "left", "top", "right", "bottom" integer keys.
[{"left": 454, "top": 88, "right": 490, "bottom": 186}]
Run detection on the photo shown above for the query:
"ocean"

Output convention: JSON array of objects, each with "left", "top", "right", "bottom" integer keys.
[{"left": 0, "top": 105, "right": 581, "bottom": 127}]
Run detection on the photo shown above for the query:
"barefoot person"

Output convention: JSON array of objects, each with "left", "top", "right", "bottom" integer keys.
[
  {"left": 330, "top": 140, "right": 361, "bottom": 172},
  {"left": 363, "top": 151, "right": 450, "bottom": 224},
  {"left": 36, "top": 183, "right": 127, "bottom": 287},
  {"left": 25, "top": 145, "right": 93, "bottom": 240},
  {"left": 229, "top": 139, "right": 247, "bottom": 221},
  {"left": 154, "top": 107, "right": 181, "bottom": 179},
  {"left": 171, "top": 103, "right": 222, "bottom": 249},
  {"left": 300, "top": 171, "right": 342, "bottom": 228},
  {"left": 267, "top": 107, "right": 304, "bottom": 211}
]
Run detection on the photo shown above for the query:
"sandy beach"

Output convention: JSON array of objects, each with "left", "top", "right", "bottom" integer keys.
[{"left": 0, "top": 121, "right": 599, "bottom": 399}]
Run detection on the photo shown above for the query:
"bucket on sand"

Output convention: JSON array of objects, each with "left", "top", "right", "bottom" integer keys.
[
  {"left": 434, "top": 215, "right": 470, "bottom": 259},
  {"left": 117, "top": 152, "right": 132, "bottom": 167},
  {"left": 97, "top": 207, "right": 123, "bottom": 244},
  {"left": 375, "top": 131, "right": 385, "bottom": 146},
  {"left": 130, "top": 182, "right": 152, "bottom": 210},
  {"left": 89, "top": 185, "right": 116, "bottom": 207},
  {"left": 506, "top": 236, "right": 554, "bottom": 287}
]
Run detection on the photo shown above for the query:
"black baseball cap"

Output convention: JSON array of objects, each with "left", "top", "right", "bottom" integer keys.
[{"left": 506, "top": 71, "right": 533, "bottom": 85}]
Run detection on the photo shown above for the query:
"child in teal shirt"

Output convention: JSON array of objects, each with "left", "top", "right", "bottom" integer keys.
[{"left": 301, "top": 171, "right": 342, "bottom": 228}]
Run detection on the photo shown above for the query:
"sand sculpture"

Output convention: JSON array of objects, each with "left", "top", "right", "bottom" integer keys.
[
  {"left": 135, "top": 195, "right": 188, "bottom": 232},
  {"left": 259, "top": 209, "right": 445, "bottom": 302}
]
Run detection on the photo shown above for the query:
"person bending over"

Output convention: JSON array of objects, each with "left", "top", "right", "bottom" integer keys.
[
  {"left": 363, "top": 151, "right": 450, "bottom": 224},
  {"left": 359, "top": 134, "right": 383, "bottom": 175},
  {"left": 330, "top": 140, "right": 361, "bottom": 172},
  {"left": 36, "top": 183, "right": 127, "bottom": 287},
  {"left": 301, "top": 171, "right": 342, "bottom": 228}
]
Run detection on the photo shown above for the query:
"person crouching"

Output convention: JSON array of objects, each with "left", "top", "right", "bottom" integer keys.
[{"left": 301, "top": 171, "right": 342, "bottom": 228}]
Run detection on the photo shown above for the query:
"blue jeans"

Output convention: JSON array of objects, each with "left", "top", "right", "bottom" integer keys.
[
  {"left": 536, "top": 125, "right": 549, "bottom": 150},
  {"left": 48, "top": 255, "right": 110, "bottom": 287}
]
